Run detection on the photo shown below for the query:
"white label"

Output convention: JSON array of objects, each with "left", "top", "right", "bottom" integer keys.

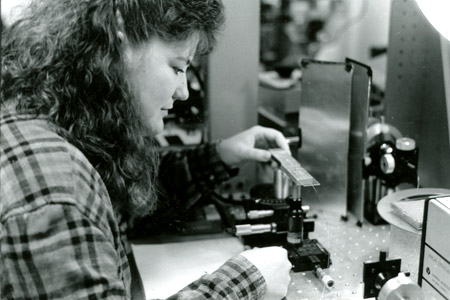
[
  {"left": 422, "top": 281, "right": 447, "bottom": 300},
  {"left": 422, "top": 245, "right": 450, "bottom": 299}
]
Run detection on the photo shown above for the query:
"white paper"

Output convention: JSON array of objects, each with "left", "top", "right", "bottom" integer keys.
[{"left": 132, "top": 237, "right": 245, "bottom": 299}]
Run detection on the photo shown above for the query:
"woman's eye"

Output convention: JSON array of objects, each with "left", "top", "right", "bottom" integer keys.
[{"left": 173, "top": 67, "right": 185, "bottom": 75}]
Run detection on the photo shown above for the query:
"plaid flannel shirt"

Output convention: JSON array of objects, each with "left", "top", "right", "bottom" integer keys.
[{"left": 0, "top": 110, "right": 266, "bottom": 299}]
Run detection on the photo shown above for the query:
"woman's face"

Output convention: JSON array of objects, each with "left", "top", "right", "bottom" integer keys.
[{"left": 124, "top": 35, "right": 198, "bottom": 135}]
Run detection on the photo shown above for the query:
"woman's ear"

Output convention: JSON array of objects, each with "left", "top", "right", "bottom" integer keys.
[
  {"left": 115, "top": 10, "right": 135, "bottom": 63},
  {"left": 115, "top": 10, "right": 127, "bottom": 44}
]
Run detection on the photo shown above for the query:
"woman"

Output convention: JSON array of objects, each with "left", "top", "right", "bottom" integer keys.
[{"left": 1, "top": 0, "right": 292, "bottom": 299}]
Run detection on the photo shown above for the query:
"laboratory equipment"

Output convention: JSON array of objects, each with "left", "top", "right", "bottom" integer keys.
[
  {"left": 419, "top": 196, "right": 450, "bottom": 298},
  {"left": 224, "top": 148, "right": 333, "bottom": 287},
  {"left": 363, "top": 251, "right": 425, "bottom": 300},
  {"left": 363, "top": 119, "right": 419, "bottom": 224}
]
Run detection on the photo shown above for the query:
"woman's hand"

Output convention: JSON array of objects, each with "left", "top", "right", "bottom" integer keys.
[
  {"left": 217, "top": 126, "right": 290, "bottom": 166},
  {"left": 240, "top": 246, "right": 292, "bottom": 300}
]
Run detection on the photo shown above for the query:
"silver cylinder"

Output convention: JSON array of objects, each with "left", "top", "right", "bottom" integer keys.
[
  {"left": 274, "top": 169, "right": 291, "bottom": 199},
  {"left": 292, "top": 185, "right": 302, "bottom": 201}
]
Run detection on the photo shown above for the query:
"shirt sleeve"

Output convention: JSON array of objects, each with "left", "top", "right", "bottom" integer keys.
[
  {"left": 164, "top": 255, "right": 266, "bottom": 300},
  {"left": 0, "top": 114, "right": 132, "bottom": 299},
  {"left": 2, "top": 195, "right": 267, "bottom": 300},
  {"left": 1, "top": 203, "right": 130, "bottom": 300}
]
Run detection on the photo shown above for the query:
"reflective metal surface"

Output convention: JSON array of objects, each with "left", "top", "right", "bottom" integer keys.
[
  {"left": 298, "top": 59, "right": 353, "bottom": 215},
  {"left": 346, "top": 59, "right": 372, "bottom": 223}
]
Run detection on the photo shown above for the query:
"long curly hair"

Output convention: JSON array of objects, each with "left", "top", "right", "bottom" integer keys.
[{"left": 1, "top": 0, "right": 224, "bottom": 216}]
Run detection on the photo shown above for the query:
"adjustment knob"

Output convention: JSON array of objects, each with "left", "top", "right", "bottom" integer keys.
[
  {"left": 380, "top": 154, "right": 395, "bottom": 174},
  {"left": 378, "top": 273, "right": 424, "bottom": 300},
  {"left": 395, "top": 137, "right": 416, "bottom": 151}
]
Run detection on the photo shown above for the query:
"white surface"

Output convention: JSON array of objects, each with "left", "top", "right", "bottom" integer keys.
[
  {"left": 377, "top": 190, "right": 450, "bottom": 283},
  {"left": 377, "top": 188, "right": 450, "bottom": 234},
  {"left": 132, "top": 237, "right": 244, "bottom": 299},
  {"left": 422, "top": 197, "right": 450, "bottom": 298},
  {"left": 416, "top": 0, "right": 450, "bottom": 41}
]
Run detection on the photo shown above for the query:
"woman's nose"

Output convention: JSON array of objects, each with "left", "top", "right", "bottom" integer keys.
[{"left": 173, "top": 74, "right": 189, "bottom": 101}]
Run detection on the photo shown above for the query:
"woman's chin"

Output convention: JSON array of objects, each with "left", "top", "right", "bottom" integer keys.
[{"left": 146, "top": 119, "right": 164, "bottom": 136}]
